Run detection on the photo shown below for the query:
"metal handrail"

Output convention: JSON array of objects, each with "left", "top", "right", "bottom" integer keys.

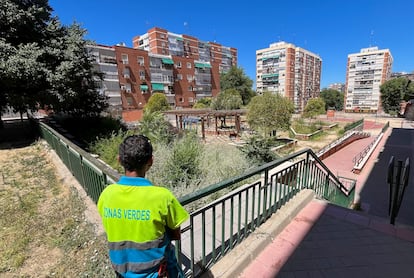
[{"left": 177, "top": 148, "right": 355, "bottom": 277}]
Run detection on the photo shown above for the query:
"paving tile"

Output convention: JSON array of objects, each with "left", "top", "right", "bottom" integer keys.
[
  {"left": 396, "top": 227, "right": 414, "bottom": 242},
  {"left": 275, "top": 272, "right": 296, "bottom": 278}
]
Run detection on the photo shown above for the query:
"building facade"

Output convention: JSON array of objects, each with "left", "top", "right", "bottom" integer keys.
[
  {"left": 113, "top": 27, "right": 237, "bottom": 121},
  {"left": 89, "top": 27, "right": 237, "bottom": 122},
  {"left": 87, "top": 45, "right": 123, "bottom": 118},
  {"left": 256, "top": 42, "right": 322, "bottom": 113},
  {"left": 344, "top": 47, "right": 393, "bottom": 113}
]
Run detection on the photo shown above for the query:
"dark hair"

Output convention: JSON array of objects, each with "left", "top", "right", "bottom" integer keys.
[{"left": 118, "top": 135, "right": 153, "bottom": 172}]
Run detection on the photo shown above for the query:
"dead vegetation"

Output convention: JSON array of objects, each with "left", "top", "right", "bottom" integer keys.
[{"left": 0, "top": 141, "right": 114, "bottom": 277}]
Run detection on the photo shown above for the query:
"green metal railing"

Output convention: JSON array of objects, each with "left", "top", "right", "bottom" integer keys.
[
  {"left": 38, "top": 121, "right": 120, "bottom": 203},
  {"left": 176, "top": 149, "right": 355, "bottom": 277},
  {"left": 38, "top": 121, "right": 355, "bottom": 277}
]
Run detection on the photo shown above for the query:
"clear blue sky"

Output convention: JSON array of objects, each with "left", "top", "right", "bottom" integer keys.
[{"left": 49, "top": 0, "right": 414, "bottom": 88}]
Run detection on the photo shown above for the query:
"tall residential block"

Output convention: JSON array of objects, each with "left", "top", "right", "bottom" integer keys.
[
  {"left": 89, "top": 27, "right": 237, "bottom": 122},
  {"left": 256, "top": 41, "right": 322, "bottom": 113},
  {"left": 345, "top": 47, "right": 393, "bottom": 113}
]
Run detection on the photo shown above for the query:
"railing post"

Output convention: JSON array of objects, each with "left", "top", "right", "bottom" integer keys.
[{"left": 388, "top": 156, "right": 410, "bottom": 225}]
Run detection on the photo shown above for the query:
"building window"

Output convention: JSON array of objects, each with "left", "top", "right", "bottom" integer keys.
[
  {"left": 125, "top": 83, "right": 132, "bottom": 92},
  {"left": 187, "top": 74, "right": 193, "bottom": 82},
  {"left": 176, "top": 74, "right": 183, "bottom": 81},
  {"left": 176, "top": 61, "right": 182, "bottom": 68},
  {"left": 137, "top": 56, "right": 144, "bottom": 66},
  {"left": 126, "top": 96, "right": 133, "bottom": 106},
  {"left": 139, "top": 70, "right": 145, "bottom": 80},
  {"left": 188, "top": 86, "right": 193, "bottom": 91},
  {"left": 121, "top": 54, "right": 128, "bottom": 64},
  {"left": 187, "top": 62, "right": 192, "bottom": 69},
  {"left": 123, "top": 68, "right": 130, "bottom": 79}
]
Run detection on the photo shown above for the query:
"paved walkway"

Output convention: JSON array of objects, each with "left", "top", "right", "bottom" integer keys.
[
  {"left": 239, "top": 199, "right": 414, "bottom": 278},
  {"left": 238, "top": 123, "right": 414, "bottom": 278}
]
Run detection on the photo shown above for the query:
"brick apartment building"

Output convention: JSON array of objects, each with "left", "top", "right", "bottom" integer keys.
[
  {"left": 256, "top": 41, "right": 322, "bottom": 113},
  {"left": 89, "top": 27, "right": 238, "bottom": 122}
]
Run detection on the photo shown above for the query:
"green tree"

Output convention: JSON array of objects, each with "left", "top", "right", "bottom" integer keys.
[
  {"left": 139, "top": 111, "right": 176, "bottom": 145},
  {"left": 303, "top": 98, "right": 326, "bottom": 119},
  {"left": 193, "top": 97, "right": 211, "bottom": 109},
  {"left": 0, "top": 0, "right": 107, "bottom": 122},
  {"left": 143, "top": 93, "right": 170, "bottom": 114},
  {"left": 220, "top": 66, "right": 256, "bottom": 105},
  {"left": 46, "top": 23, "right": 108, "bottom": 116},
  {"left": 211, "top": 89, "right": 243, "bottom": 110},
  {"left": 380, "top": 77, "right": 414, "bottom": 114},
  {"left": 247, "top": 92, "right": 294, "bottom": 137},
  {"left": 320, "top": 89, "right": 344, "bottom": 111}
]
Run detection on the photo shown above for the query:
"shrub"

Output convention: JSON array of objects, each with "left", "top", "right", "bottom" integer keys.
[
  {"left": 148, "top": 132, "right": 203, "bottom": 191},
  {"left": 239, "top": 135, "right": 278, "bottom": 166}
]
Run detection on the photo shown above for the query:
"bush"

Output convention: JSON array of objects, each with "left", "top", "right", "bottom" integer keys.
[
  {"left": 239, "top": 135, "right": 278, "bottom": 166},
  {"left": 89, "top": 129, "right": 134, "bottom": 173},
  {"left": 148, "top": 132, "right": 203, "bottom": 190}
]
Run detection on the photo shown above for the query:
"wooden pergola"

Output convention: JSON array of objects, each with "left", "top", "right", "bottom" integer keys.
[{"left": 163, "top": 109, "right": 247, "bottom": 140}]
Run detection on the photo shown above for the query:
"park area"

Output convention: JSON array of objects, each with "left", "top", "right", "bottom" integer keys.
[{"left": 0, "top": 112, "right": 395, "bottom": 277}]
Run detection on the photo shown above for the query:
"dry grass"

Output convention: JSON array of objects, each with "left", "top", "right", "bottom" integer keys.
[{"left": 0, "top": 142, "right": 114, "bottom": 277}]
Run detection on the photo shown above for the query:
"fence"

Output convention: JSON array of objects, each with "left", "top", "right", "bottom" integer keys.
[{"left": 38, "top": 121, "right": 120, "bottom": 203}]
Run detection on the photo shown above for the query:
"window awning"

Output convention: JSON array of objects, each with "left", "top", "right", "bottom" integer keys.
[
  {"left": 162, "top": 58, "right": 174, "bottom": 65},
  {"left": 195, "top": 62, "right": 212, "bottom": 68},
  {"left": 262, "top": 73, "right": 279, "bottom": 78},
  {"left": 140, "top": 85, "right": 148, "bottom": 90},
  {"left": 151, "top": 83, "right": 164, "bottom": 91}
]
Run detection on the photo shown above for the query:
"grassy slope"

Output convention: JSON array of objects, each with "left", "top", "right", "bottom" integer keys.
[{"left": 0, "top": 142, "right": 114, "bottom": 277}]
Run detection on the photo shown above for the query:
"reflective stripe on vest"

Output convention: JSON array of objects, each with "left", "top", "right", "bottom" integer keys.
[{"left": 109, "top": 236, "right": 170, "bottom": 274}]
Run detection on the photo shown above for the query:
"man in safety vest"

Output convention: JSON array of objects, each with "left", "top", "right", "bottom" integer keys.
[{"left": 98, "top": 135, "right": 189, "bottom": 277}]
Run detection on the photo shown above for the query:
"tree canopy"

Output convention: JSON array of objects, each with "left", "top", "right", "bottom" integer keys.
[
  {"left": 0, "top": 0, "right": 108, "bottom": 120},
  {"left": 247, "top": 92, "right": 294, "bottom": 137},
  {"left": 220, "top": 66, "right": 256, "bottom": 105},
  {"left": 211, "top": 88, "right": 243, "bottom": 110},
  {"left": 193, "top": 97, "right": 211, "bottom": 109},
  {"left": 320, "top": 88, "right": 344, "bottom": 111},
  {"left": 380, "top": 77, "right": 414, "bottom": 114},
  {"left": 303, "top": 97, "right": 326, "bottom": 118},
  {"left": 143, "top": 93, "right": 171, "bottom": 114}
]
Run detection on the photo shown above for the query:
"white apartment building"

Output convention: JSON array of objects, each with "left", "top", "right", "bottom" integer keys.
[
  {"left": 345, "top": 47, "right": 393, "bottom": 113},
  {"left": 87, "top": 45, "right": 122, "bottom": 118},
  {"left": 256, "top": 41, "right": 322, "bottom": 113}
]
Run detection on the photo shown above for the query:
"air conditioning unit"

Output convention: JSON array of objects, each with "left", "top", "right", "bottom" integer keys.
[
  {"left": 124, "top": 74, "right": 130, "bottom": 79},
  {"left": 121, "top": 85, "right": 126, "bottom": 90},
  {"left": 126, "top": 89, "right": 132, "bottom": 93},
  {"left": 140, "top": 76, "right": 146, "bottom": 80}
]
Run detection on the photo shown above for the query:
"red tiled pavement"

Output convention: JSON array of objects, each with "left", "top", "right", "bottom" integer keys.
[{"left": 239, "top": 122, "right": 414, "bottom": 278}]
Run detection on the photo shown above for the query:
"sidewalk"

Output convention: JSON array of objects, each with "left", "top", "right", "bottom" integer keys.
[{"left": 239, "top": 199, "right": 414, "bottom": 278}]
